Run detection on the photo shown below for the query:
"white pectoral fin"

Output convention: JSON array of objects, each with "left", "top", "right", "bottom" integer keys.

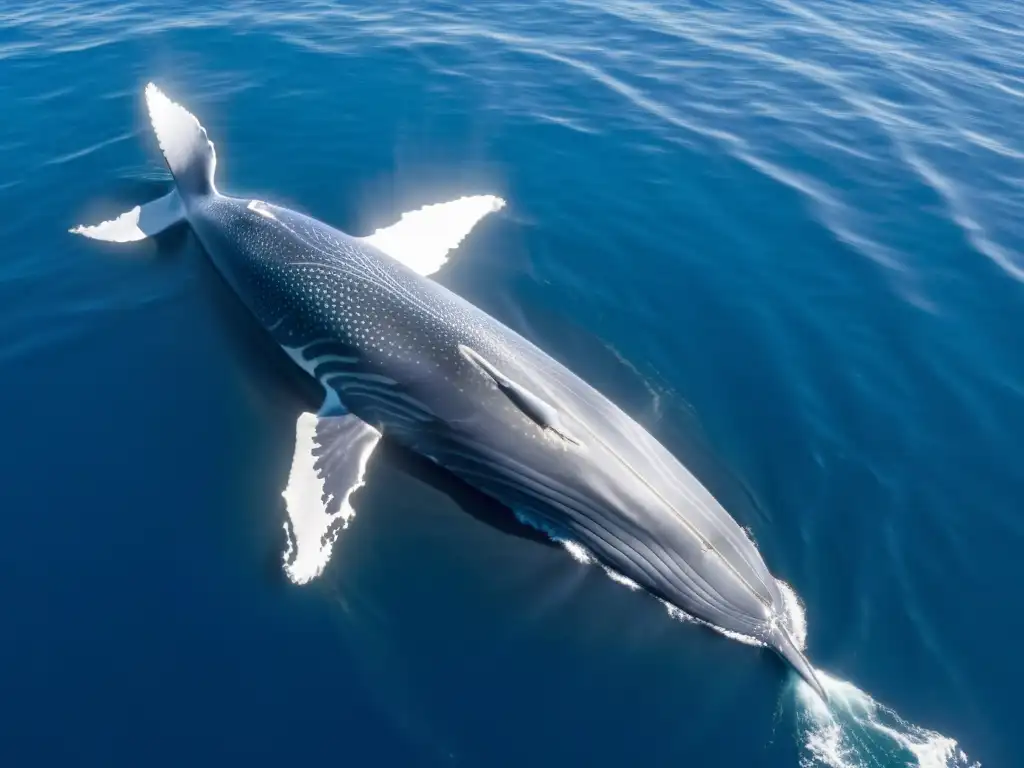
[
  {"left": 281, "top": 410, "right": 382, "bottom": 585},
  {"left": 69, "top": 189, "right": 185, "bottom": 242},
  {"left": 361, "top": 194, "right": 505, "bottom": 276}
]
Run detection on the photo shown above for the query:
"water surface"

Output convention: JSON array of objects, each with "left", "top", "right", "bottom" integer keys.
[{"left": 2, "top": 1, "right": 1022, "bottom": 765}]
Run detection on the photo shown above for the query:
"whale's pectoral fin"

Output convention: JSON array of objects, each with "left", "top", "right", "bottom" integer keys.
[
  {"left": 281, "top": 410, "right": 382, "bottom": 585},
  {"left": 70, "top": 190, "right": 185, "bottom": 243},
  {"left": 458, "top": 345, "right": 580, "bottom": 447},
  {"left": 360, "top": 195, "right": 506, "bottom": 276}
]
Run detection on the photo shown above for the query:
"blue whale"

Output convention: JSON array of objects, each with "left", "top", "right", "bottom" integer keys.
[{"left": 73, "top": 83, "right": 825, "bottom": 702}]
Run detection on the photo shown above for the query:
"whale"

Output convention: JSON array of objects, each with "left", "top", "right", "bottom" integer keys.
[{"left": 73, "top": 83, "right": 826, "bottom": 702}]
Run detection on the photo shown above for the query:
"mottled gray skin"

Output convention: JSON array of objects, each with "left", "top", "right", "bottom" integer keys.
[{"left": 190, "top": 191, "right": 821, "bottom": 697}]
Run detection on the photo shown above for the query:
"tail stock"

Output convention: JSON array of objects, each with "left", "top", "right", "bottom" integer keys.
[{"left": 772, "top": 626, "right": 828, "bottom": 704}]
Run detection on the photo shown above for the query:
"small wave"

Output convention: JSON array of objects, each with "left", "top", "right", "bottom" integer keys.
[
  {"left": 894, "top": 138, "right": 1024, "bottom": 282},
  {"left": 0, "top": 40, "right": 38, "bottom": 61},
  {"left": 958, "top": 128, "right": 1024, "bottom": 161},
  {"left": 602, "top": 341, "right": 666, "bottom": 420},
  {"left": 118, "top": 166, "right": 173, "bottom": 183},
  {"left": 560, "top": 539, "right": 592, "bottom": 564},
  {"left": 41, "top": 130, "right": 137, "bottom": 167},
  {"left": 513, "top": 510, "right": 594, "bottom": 563},
  {"left": 603, "top": 566, "right": 640, "bottom": 590},
  {"left": 532, "top": 111, "right": 601, "bottom": 136},
  {"left": 26, "top": 86, "right": 74, "bottom": 103}
]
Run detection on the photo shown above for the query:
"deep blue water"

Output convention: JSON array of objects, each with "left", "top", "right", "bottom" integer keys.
[{"left": 2, "top": 1, "right": 1022, "bottom": 765}]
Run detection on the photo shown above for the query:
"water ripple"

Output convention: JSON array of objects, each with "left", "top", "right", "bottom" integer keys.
[
  {"left": 41, "top": 129, "right": 138, "bottom": 167},
  {"left": 2, "top": 1, "right": 1019, "bottom": 763}
]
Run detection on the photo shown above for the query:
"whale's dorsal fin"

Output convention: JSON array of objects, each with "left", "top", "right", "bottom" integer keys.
[
  {"left": 361, "top": 195, "right": 505, "bottom": 276},
  {"left": 458, "top": 345, "right": 580, "bottom": 446},
  {"left": 280, "top": 410, "right": 382, "bottom": 585}
]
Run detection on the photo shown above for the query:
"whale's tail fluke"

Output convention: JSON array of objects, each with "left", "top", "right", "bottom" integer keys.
[
  {"left": 70, "top": 83, "right": 212, "bottom": 242},
  {"left": 144, "top": 83, "right": 217, "bottom": 199},
  {"left": 771, "top": 626, "right": 828, "bottom": 704}
]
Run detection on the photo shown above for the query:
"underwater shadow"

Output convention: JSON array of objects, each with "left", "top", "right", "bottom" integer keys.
[{"left": 376, "top": 439, "right": 556, "bottom": 550}]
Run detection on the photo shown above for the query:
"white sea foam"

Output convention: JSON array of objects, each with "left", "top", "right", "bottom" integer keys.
[
  {"left": 776, "top": 580, "right": 975, "bottom": 767},
  {"left": 777, "top": 578, "right": 808, "bottom": 649},
  {"left": 560, "top": 539, "right": 593, "bottom": 564},
  {"left": 513, "top": 510, "right": 594, "bottom": 565},
  {"left": 602, "top": 566, "right": 640, "bottom": 590},
  {"left": 795, "top": 670, "right": 979, "bottom": 768},
  {"left": 659, "top": 597, "right": 765, "bottom": 648}
]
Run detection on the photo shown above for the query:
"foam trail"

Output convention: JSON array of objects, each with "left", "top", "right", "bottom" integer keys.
[
  {"left": 780, "top": 589, "right": 978, "bottom": 768},
  {"left": 794, "top": 673, "right": 978, "bottom": 768},
  {"left": 514, "top": 510, "right": 594, "bottom": 564}
]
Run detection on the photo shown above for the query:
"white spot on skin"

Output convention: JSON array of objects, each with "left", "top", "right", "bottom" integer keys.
[{"left": 248, "top": 199, "right": 277, "bottom": 220}]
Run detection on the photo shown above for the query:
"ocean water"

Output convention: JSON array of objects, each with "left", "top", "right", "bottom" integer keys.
[{"left": 1, "top": 1, "right": 1021, "bottom": 765}]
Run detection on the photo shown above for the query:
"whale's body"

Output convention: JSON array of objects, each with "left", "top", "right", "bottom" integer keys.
[{"left": 73, "top": 83, "right": 825, "bottom": 701}]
